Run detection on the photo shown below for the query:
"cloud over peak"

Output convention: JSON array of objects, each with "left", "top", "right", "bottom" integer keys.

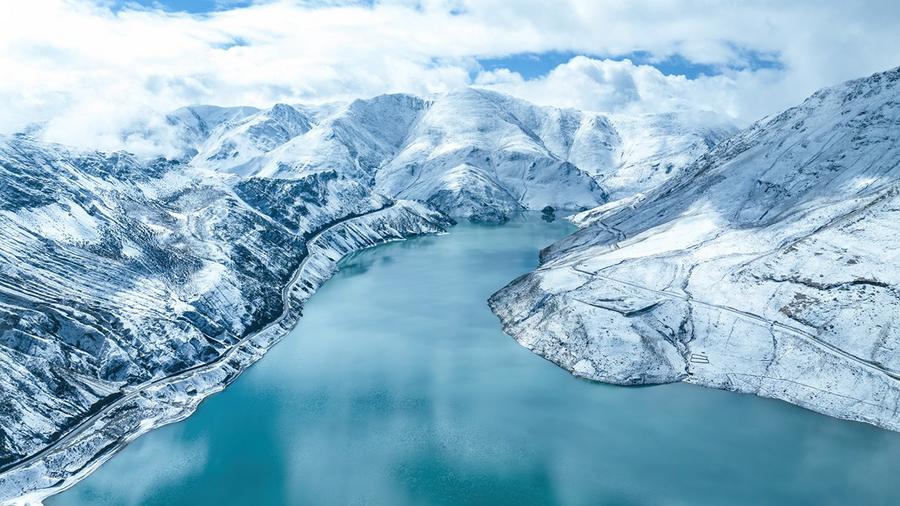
[{"left": 1, "top": 0, "right": 898, "bottom": 153}]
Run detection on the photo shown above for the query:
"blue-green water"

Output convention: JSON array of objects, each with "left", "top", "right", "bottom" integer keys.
[{"left": 50, "top": 216, "right": 900, "bottom": 505}]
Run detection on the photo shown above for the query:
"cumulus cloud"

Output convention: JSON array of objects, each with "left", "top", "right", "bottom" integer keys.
[
  {"left": 0, "top": 0, "right": 898, "bottom": 153},
  {"left": 474, "top": 57, "right": 782, "bottom": 122}
]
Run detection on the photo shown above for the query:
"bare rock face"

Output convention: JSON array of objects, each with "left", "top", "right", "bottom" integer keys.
[{"left": 491, "top": 66, "right": 900, "bottom": 431}]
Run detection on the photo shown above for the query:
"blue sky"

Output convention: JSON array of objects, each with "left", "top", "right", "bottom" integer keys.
[
  {"left": 478, "top": 50, "right": 783, "bottom": 80},
  {"left": 108, "top": 0, "right": 379, "bottom": 13},
  {"left": 110, "top": 0, "right": 254, "bottom": 13},
  {"left": 478, "top": 52, "right": 724, "bottom": 80}
]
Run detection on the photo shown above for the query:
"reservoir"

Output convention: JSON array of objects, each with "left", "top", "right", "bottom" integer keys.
[{"left": 50, "top": 215, "right": 900, "bottom": 505}]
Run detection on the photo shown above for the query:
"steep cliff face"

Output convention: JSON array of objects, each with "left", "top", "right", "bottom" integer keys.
[{"left": 490, "top": 67, "right": 900, "bottom": 430}]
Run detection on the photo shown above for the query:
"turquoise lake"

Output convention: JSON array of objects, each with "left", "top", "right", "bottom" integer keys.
[{"left": 50, "top": 216, "right": 900, "bottom": 505}]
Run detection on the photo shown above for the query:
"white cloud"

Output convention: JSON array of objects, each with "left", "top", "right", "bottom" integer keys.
[
  {"left": 474, "top": 57, "right": 783, "bottom": 122},
  {"left": 0, "top": 0, "right": 898, "bottom": 153}
]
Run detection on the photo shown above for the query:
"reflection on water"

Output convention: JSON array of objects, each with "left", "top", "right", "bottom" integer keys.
[
  {"left": 51, "top": 215, "right": 900, "bottom": 505},
  {"left": 57, "top": 425, "right": 208, "bottom": 505}
]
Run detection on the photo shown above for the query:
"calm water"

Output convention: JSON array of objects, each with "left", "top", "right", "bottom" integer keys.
[{"left": 51, "top": 216, "right": 900, "bottom": 506}]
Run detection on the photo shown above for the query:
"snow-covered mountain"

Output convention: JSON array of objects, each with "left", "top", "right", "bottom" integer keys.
[
  {"left": 170, "top": 88, "right": 734, "bottom": 222},
  {"left": 0, "top": 89, "right": 732, "bottom": 501},
  {"left": 490, "top": 66, "right": 900, "bottom": 430},
  {"left": 0, "top": 137, "right": 453, "bottom": 500}
]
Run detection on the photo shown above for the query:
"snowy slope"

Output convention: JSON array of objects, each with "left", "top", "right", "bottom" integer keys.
[
  {"left": 0, "top": 87, "right": 734, "bottom": 501},
  {"left": 376, "top": 88, "right": 734, "bottom": 221},
  {"left": 490, "top": 66, "right": 900, "bottom": 430},
  {"left": 0, "top": 135, "right": 451, "bottom": 488},
  {"left": 374, "top": 88, "right": 606, "bottom": 221},
  {"left": 178, "top": 89, "right": 734, "bottom": 222},
  {"left": 600, "top": 111, "right": 733, "bottom": 199}
]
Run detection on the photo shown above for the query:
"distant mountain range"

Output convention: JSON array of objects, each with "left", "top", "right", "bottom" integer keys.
[{"left": 168, "top": 88, "right": 733, "bottom": 222}]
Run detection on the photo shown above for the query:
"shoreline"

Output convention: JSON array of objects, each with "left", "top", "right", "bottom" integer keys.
[
  {"left": 0, "top": 200, "right": 450, "bottom": 505},
  {"left": 488, "top": 264, "right": 900, "bottom": 435}
]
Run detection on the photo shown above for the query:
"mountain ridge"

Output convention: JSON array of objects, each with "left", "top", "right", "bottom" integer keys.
[
  {"left": 162, "top": 88, "right": 736, "bottom": 222},
  {"left": 489, "top": 65, "right": 900, "bottom": 430}
]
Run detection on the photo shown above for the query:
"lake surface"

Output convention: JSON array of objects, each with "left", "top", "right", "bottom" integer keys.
[{"left": 50, "top": 215, "right": 900, "bottom": 505}]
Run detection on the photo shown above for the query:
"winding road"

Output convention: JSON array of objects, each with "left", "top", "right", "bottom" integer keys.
[
  {"left": 567, "top": 264, "right": 900, "bottom": 382},
  {"left": 0, "top": 204, "right": 397, "bottom": 476}
]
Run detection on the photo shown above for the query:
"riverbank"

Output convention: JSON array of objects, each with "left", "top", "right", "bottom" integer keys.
[{"left": 0, "top": 201, "right": 450, "bottom": 504}]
